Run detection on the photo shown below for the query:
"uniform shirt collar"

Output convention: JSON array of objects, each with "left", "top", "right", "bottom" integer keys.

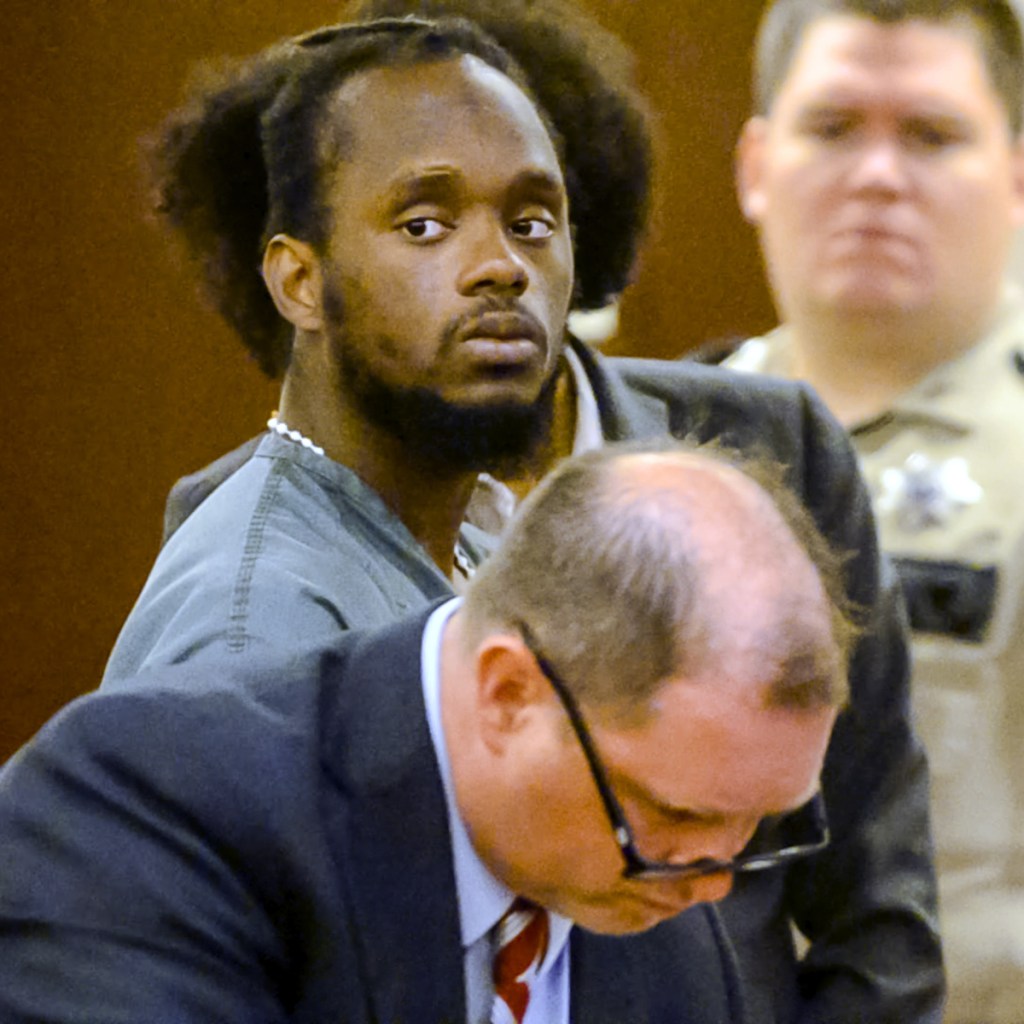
[
  {"left": 872, "top": 284, "right": 1024, "bottom": 434},
  {"left": 733, "top": 284, "right": 1024, "bottom": 435}
]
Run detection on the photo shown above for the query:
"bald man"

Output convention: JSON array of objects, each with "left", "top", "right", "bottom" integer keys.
[{"left": 1, "top": 440, "right": 852, "bottom": 1024}]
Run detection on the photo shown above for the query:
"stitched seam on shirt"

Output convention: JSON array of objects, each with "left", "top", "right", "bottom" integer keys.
[{"left": 227, "top": 461, "right": 286, "bottom": 653}]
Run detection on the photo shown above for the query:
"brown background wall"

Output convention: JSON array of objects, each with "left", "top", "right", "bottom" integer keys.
[{"left": 1, "top": 0, "right": 774, "bottom": 760}]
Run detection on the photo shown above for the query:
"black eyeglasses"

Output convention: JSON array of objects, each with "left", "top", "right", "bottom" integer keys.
[{"left": 517, "top": 622, "right": 831, "bottom": 881}]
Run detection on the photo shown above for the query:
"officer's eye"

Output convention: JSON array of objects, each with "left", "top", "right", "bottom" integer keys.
[
  {"left": 804, "top": 114, "right": 856, "bottom": 142},
  {"left": 905, "top": 119, "right": 966, "bottom": 150}
]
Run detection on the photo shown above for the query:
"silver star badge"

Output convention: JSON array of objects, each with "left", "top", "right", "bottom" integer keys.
[{"left": 876, "top": 453, "right": 982, "bottom": 532}]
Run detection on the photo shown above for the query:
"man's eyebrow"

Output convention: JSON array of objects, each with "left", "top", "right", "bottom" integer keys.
[
  {"left": 901, "top": 110, "right": 976, "bottom": 133},
  {"left": 510, "top": 168, "right": 564, "bottom": 192},
  {"left": 384, "top": 168, "right": 463, "bottom": 212},
  {"left": 381, "top": 166, "right": 567, "bottom": 217},
  {"left": 793, "top": 99, "right": 861, "bottom": 119},
  {"left": 508, "top": 169, "right": 566, "bottom": 208},
  {"left": 626, "top": 771, "right": 823, "bottom": 823},
  {"left": 795, "top": 94, "right": 973, "bottom": 123},
  {"left": 609, "top": 769, "right": 719, "bottom": 824}
]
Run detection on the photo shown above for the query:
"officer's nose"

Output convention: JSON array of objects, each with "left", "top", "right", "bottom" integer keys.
[{"left": 849, "top": 136, "right": 910, "bottom": 196}]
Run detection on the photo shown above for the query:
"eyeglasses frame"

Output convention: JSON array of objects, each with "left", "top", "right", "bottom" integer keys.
[{"left": 516, "top": 621, "right": 831, "bottom": 881}]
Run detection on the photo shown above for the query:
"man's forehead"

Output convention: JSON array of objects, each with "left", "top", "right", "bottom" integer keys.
[
  {"left": 766, "top": 12, "right": 1015, "bottom": 132},
  {"left": 321, "top": 55, "right": 562, "bottom": 177},
  {"left": 381, "top": 164, "right": 566, "bottom": 207},
  {"left": 595, "top": 662, "right": 837, "bottom": 818},
  {"left": 782, "top": 13, "right": 993, "bottom": 92}
]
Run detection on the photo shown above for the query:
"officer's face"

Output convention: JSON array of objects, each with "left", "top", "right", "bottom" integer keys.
[{"left": 737, "top": 15, "right": 1024, "bottom": 329}]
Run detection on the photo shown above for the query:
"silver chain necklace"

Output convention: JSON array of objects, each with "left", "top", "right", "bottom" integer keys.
[{"left": 267, "top": 415, "right": 325, "bottom": 456}]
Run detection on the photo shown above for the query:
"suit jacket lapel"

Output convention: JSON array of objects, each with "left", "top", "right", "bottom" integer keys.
[
  {"left": 569, "top": 337, "right": 672, "bottom": 442},
  {"left": 570, "top": 930, "right": 649, "bottom": 1023},
  {"left": 321, "top": 606, "right": 465, "bottom": 1024},
  {"left": 572, "top": 906, "right": 748, "bottom": 1024}
]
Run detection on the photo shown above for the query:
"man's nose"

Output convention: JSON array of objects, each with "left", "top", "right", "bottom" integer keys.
[
  {"left": 456, "top": 220, "right": 529, "bottom": 296},
  {"left": 653, "top": 867, "right": 735, "bottom": 914},
  {"left": 848, "top": 137, "right": 910, "bottom": 195}
]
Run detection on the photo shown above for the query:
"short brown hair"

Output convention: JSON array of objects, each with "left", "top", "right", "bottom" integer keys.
[{"left": 753, "top": 0, "right": 1024, "bottom": 134}]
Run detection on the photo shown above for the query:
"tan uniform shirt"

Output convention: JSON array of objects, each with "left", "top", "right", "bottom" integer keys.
[{"left": 728, "top": 290, "right": 1024, "bottom": 1022}]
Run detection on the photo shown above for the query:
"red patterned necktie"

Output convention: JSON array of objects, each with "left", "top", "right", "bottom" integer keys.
[{"left": 491, "top": 897, "right": 550, "bottom": 1024}]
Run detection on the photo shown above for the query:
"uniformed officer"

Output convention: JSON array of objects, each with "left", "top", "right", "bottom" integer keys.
[{"left": 727, "top": 1, "right": 1024, "bottom": 1019}]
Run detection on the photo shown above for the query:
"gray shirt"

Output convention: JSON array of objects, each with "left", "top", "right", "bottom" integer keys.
[{"left": 103, "top": 434, "right": 479, "bottom": 683}]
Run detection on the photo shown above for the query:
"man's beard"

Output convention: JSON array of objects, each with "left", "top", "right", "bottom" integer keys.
[
  {"left": 323, "top": 282, "right": 559, "bottom": 477},
  {"left": 345, "top": 365, "right": 558, "bottom": 477}
]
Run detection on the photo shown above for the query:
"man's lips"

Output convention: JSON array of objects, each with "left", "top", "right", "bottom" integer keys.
[
  {"left": 456, "top": 312, "right": 546, "bottom": 364},
  {"left": 836, "top": 223, "right": 913, "bottom": 244},
  {"left": 459, "top": 311, "right": 545, "bottom": 343}
]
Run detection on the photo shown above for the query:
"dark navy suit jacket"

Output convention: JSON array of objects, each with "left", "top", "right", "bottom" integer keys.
[{"left": 0, "top": 607, "right": 748, "bottom": 1023}]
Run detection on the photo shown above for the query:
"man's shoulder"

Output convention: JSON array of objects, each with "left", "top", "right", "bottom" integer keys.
[
  {"left": 163, "top": 435, "right": 265, "bottom": 544},
  {"left": 105, "top": 438, "right": 452, "bottom": 682},
  {"left": 30, "top": 614, "right": 426, "bottom": 803},
  {"left": 7, "top": 648, "right": 343, "bottom": 839},
  {"left": 953, "top": 296, "right": 1024, "bottom": 410},
  {"left": 0, "top": 642, "right": 372, "bottom": 1012},
  {"left": 593, "top": 349, "right": 828, "bottom": 449},
  {"left": 161, "top": 433, "right": 372, "bottom": 543}
]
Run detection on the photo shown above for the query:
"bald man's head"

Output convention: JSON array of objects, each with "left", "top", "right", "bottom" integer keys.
[
  {"left": 447, "top": 440, "right": 846, "bottom": 931},
  {"left": 461, "top": 440, "right": 854, "bottom": 718}
]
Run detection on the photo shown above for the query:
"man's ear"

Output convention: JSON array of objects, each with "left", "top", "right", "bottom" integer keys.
[
  {"left": 1009, "top": 134, "right": 1024, "bottom": 229},
  {"left": 262, "top": 234, "right": 325, "bottom": 332},
  {"left": 736, "top": 116, "right": 769, "bottom": 224},
  {"left": 474, "top": 636, "right": 550, "bottom": 753}
]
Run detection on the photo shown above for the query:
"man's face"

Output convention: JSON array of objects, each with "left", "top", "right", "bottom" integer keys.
[
  {"left": 479, "top": 544, "right": 840, "bottom": 935},
  {"left": 737, "top": 15, "right": 1024, "bottom": 327},
  {"left": 316, "top": 56, "right": 574, "bottom": 469}
]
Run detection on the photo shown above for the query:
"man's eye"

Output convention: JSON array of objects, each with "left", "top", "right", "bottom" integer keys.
[
  {"left": 400, "top": 218, "right": 449, "bottom": 241},
  {"left": 807, "top": 118, "right": 852, "bottom": 141},
  {"left": 906, "top": 122, "right": 962, "bottom": 149},
  {"left": 510, "top": 217, "right": 555, "bottom": 240}
]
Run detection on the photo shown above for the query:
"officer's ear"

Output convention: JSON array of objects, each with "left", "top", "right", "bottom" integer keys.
[
  {"left": 1010, "top": 135, "right": 1024, "bottom": 229},
  {"left": 262, "top": 235, "right": 325, "bottom": 332},
  {"left": 736, "top": 116, "right": 769, "bottom": 224}
]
